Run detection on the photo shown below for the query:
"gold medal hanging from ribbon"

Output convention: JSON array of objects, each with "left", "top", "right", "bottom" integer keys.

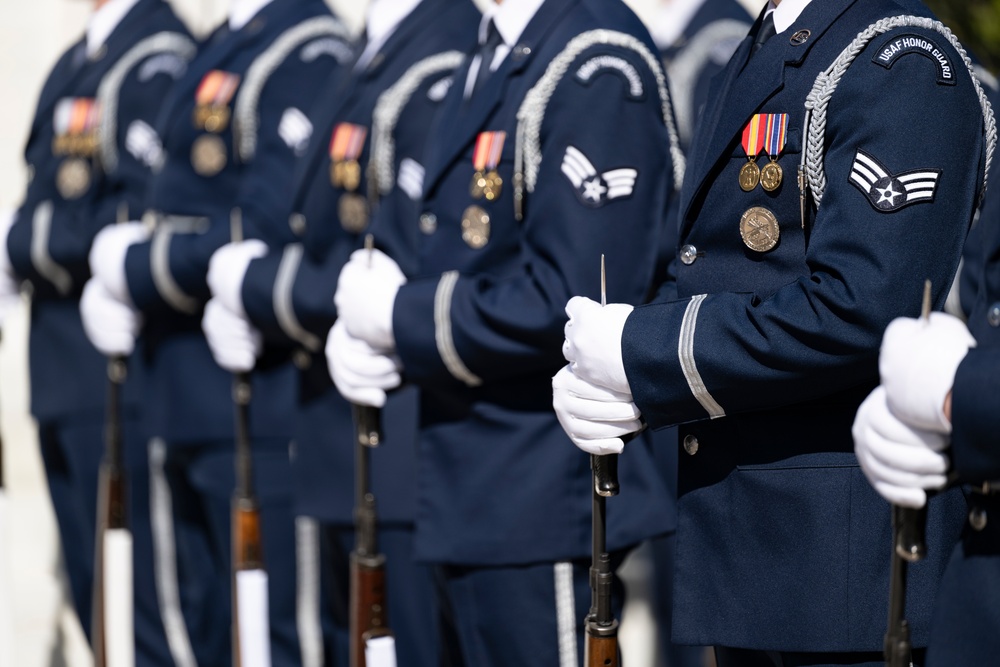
[
  {"left": 739, "top": 114, "right": 766, "bottom": 192},
  {"left": 52, "top": 98, "right": 100, "bottom": 199},
  {"left": 191, "top": 71, "right": 240, "bottom": 176},
  {"left": 469, "top": 131, "right": 506, "bottom": 201},
  {"left": 760, "top": 113, "right": 788, "bottom": 192},
  {"left": 329, "top": 122, "right": 368, "bottom": 192}
]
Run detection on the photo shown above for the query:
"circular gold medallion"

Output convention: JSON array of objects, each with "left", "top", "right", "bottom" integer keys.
[
  {"left": 739, "top": 161, "right": 760, "bottom": 192},
  {"left": 338, "top": 193, "right": 370, "bottom": 234},
  {"left": 341, "top": 160, "right": 362, "bottom": 192},
  {"left": 56, "top": 158, "right": 91, "bottom": 200},
  {"left": 740, "top": 206, "right": 780, "bottom": 253},
  {"left": 482, "top": 170, "right": 503, "bottom": 201},
  {"left": 191, "top": 134, "right": 227, "bottom": 177},
  {"left": 461, "top": 205, "right": 490, "bottom": 249},
  {"left": 469, "top": 171, "right": 487, "bottom": 199},
  {"left": 760, "top": 161, "right": 783, "bottom": 192}
]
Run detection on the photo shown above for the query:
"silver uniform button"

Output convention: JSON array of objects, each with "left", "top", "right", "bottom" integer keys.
[
  {"left": 988, "top": 303, "right": 1000, "bottom": 327},
  {"left": 420, "top": 213, "right": 437, "bottom": 234},
  {"left": 293, "top": 349, "right": 312, "bottom": 370},
  {"left": 289, "top": 213, "right": 307, "bottom": 236},
  {"left": 683, "top": 434, "right": 699, "bottom": 456},
  {"left": 680, "top": 244, "right": 698, "bottom": 265},
  {"left": 970, "top": 506, "right": 988, "bottom": 531}
]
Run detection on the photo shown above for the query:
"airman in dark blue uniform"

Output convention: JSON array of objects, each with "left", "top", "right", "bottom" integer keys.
[
  {"left": 78, "top": 1, "right": 350, "bottom": 665},
  {"left": 2, "top": 1, "right": 193, "bottom": 663},
  {"left": 329, "top": 0, "right": 679, "bottom": 662},
  {"left": 853, "top": 85, "right": 1000, "bottom": 667},
  {"left": 205, "top": 0, "right": 481, "bottom": 663},
  {"left": 557, "top": 0, "right": 994, "bottom": 665}
]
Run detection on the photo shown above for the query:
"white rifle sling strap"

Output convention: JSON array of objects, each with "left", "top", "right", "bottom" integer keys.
[
  {"left": 97, "top": 32, "right": 197, "bottom": 172},
  {"left": 234, "top": 16, "right": 351, "bottom": 163},
  {"left": 104, "top": 528, "right": 135, "bottom": 667},
  {"left": 514, "top": 29, "right": 687, "bottom": 221},
  {"left": 370, "top": 51, "right": 466, "bottom": 198},
  {"left": 802, "top": 15, "right": 996, "bottom": 212},
  {"left": 237, "top": 569, "right": 273, "bottom": 667}
]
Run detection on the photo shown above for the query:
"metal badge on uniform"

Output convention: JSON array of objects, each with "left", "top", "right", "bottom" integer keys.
[
  {"left": 191, "top": 134, "right": 228, "bottom": 177},
  {"left": 52, "top": 98, "right": 100, "bottom": 199},
  {"left": 461, "top": 205, "right": 490, "bottom": 249},
  {"left": 469, "top": 131, "right": 505, "bottom": 201},
  {"left": 338, "top": 194, "right": 370, "bottom": 234},
  {"left": 739, "top": 115, "right": 765, "bottom": 192},
  {"left": 760, "top": 114, "right": 788, "bottom": 192},
  {"left": 740, "top": 206, "right": 780, "bottom": 252}
]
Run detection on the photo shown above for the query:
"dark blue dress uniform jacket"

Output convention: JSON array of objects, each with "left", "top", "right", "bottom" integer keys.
[
  {"left": 121, "top": 0, "right": 346, "bottom": 447},
  {"left": 389, "top": 0, "right": 677, "bottom": 566},
  {"left": 239, "top": 0, "right": 481, "bottom": 524},
  {"left": 926, "top": 86, "right": 1000, "bottom": 667},
  {"left": 7, "top": 0, "right": 193, "bottom": 424},
  {"left": 620, "top": 0, "right": 992, "bottom": 652}
]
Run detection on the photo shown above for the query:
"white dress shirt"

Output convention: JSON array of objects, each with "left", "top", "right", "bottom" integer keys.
[
  {"left": 355, "top": 0, "right": 425, "bottom": 70},
  {"left": 463, "top": 0, "right": 546, "bottom": 98},
  {"left": 767, "top": 0, "right": 813, "bottom": 34},
  {"left": 86, "top": 0, "right": 140, "bottom": 57},
  {"left": 230, "top": 0, "right": 275, "bottom": 31}
]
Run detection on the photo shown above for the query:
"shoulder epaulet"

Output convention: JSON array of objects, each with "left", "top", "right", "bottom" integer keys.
[
  {"left": 369, "top": 50, "right": 466, "bottom": 200},
  {"left": 667, "top": 18, "right": 750, "bottom": 143},
  {"left": 96, "top": 31, "right": 197, "bottom": 172},
  {"left": 513, "top": 29, "right": 685, "bottom": 221},
  {"left": 233, "top": 16, "right": 351, "bottom": 162},
  {"left": 802, "top": 15, "right": 996, "bottom": 213}
]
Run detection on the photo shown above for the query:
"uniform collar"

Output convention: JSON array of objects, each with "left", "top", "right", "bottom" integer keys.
[
  {"left": 86, "top": 0, "right": 141, "bottom": 57},
  {"left": 229, "top": 0, "right": 275, "bottom": 31},
  {"left": 356, "top": 0, "right": 424, "bottom": 70},
  {"left": 767, "top": 0, "right": 813, "bottom": 34},
  {"left": 482, "top": 0, "right": 547, "bottom": 51},
  {"left": 649, "top": 0, "right": 707, "bottom": 50}
]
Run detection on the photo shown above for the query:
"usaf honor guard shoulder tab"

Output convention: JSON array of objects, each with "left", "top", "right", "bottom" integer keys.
[
  {"left": 872, "top": 33, "right": 956, "bottom": 86},
  {"left": 575, "top": 53, "right": 647, "bottom": 101},
  {"left": 848, "top": 149, "right": 940, "bottom": 213}
]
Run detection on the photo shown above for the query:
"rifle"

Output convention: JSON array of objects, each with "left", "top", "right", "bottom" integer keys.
[
  {"left": 349, "top": 235, "right": 395, "bottom": 667},
  {"left": 585, "top": 256, "right": 620, "bottom": 667},
  {"left": 93, "top": 203, "right": 135, "bottom": 667},
  {"left": 883, "top": 280, "right": 933, "bottom": 667},
  {"left": 230, "top": 209, "right": 271, "bottom": 667}
]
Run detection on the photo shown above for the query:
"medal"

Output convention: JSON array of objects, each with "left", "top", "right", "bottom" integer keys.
[
  {"left": 193, "top": 71, "right": 240, "bottom": 132},
  {"left": 461, "top": 205, "right": 490, "bottom": 249},
  {"left": 338, "top": 193, "right": 370, "bottom": 233},
  {"left": 56, "top": 158, "right": 91, "bottom": 199},
  {"left": 52, "top": 98, "right": 100, "bottom": 158},
  {"left": 739, "top": 114, "right": 766, "bottom": 192},
  {"left": 470, "top": 131, "right": 506, "bottom": 200},
  {"left": 760, "top": 113, "right": 788, "bottom": 192},
  {"left": 329, "top": 123, "right": 368, "bottom": 191},
  {"left": 740, "top": 206, "right": 780, "bottom": 252},
  {"left": 191, "top": 134, "right": 228, "bottom": 176}
]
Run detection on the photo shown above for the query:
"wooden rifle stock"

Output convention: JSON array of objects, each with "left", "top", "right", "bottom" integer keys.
[
  {"left": 350, "top": 404, "right": 392, "bottom": 667},
  {"left": 585, "top": 454, "right": 620, "bottom": 667}
]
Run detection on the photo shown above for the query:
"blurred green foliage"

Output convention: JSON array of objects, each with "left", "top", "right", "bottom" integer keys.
[{"left": 925, "top": 0, "right": 1000, "bottom": 74}]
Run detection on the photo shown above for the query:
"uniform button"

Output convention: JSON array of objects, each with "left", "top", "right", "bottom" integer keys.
[
  {"left": 420, "top": 213, "right": 437, "bottom": 234},
  {"left": 683, "top": 434, "right": 699, "bottom": 456},
  {"left": 293, "top": 349, "right": 311, "bottom": 370},
  {"left": 289, "top": 213, "right": 307, "bottom": 236},
  {"left": 680, "top": 244, "right": 699, "bottom": 265},
  {"left": 988, "top": 303, "right": 1000, "bottom": 327},
  {"left": 970, "top": 506, "right": 988, "bottom": 531}
]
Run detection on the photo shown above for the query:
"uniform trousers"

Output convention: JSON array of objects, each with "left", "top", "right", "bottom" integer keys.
[
  {"left": 38, "top": 416, "right": 175, "bottom": 666},
  {"left": 155, "top": 438, "right": 300, "bottom": 667},
  {"left": 434, "top": 553, "right": 627, "bottom": 667}
]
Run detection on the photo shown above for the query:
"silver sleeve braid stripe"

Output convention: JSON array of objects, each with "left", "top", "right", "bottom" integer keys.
[
  {"left": 802, "top": 16, "right": 996, "bottom": 210},
  {"left": 150, "top": 217, "right": 204, "bottom": 314},
  {"left": 434, "top": 271, "right": 483, "bottom": 387},
  {"left": 234, "top": 16, "right": 351, "bottom": 162},
  {"left": 370, "top": 51, "right": 466, "bottom": 197},
  {"left": 514, "top": 29, "right": 686, "bottom": 221},
  {"left": 666, "top": 19, "right": 751, "bottom": 145},
  {"left": 273, "top": 244, "right": 322, "bottom": 351},
  {"left": 30, "top": 201, "right": 73, "bottom": 295},
  {"left": 97, "top": 32, "right": 197, "bottom": 172},
  {"left": 679, "top": 294, "right": 725, "bottom": 419}
]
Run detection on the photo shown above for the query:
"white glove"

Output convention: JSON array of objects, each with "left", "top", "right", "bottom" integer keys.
[
  {"left": 0, "top": 209, "right": 21, "bottom": 325},
  {"left": 203, "top": 298, "right": 262, "bottom": 373},
  {"left": 206, "top": 240, "right": 268, "bottom": 316},
  {"left": 89, "top": 222, "right": 151, "bottom": 303},
  {"left": 552, "top": 365, "right": 643, "bottom": 455},
  {"left": 879, "top": 313, "right": 976, "bottom": 433},
  {"left": 326, "top": 320, "right": 402, "bottom": 408},
  {"left": 562, "top": 296, "right": 634, "bottom": 397},
  {"left": 334, "top": 248, "right": 406, "bottom": 351},
  {"left": 80, "top": 279, "right": 141, "bottom": 356},
  {"left": 852, "top": 386, "right": 950, "bottom": 509}
]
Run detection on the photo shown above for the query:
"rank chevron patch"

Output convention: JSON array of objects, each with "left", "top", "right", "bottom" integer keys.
[
  {"left": 848, "top": 149, "right": 941, "bottom": 213},
  {"left": 561, "top": 146, "right": 638, "bottom": 207}
]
